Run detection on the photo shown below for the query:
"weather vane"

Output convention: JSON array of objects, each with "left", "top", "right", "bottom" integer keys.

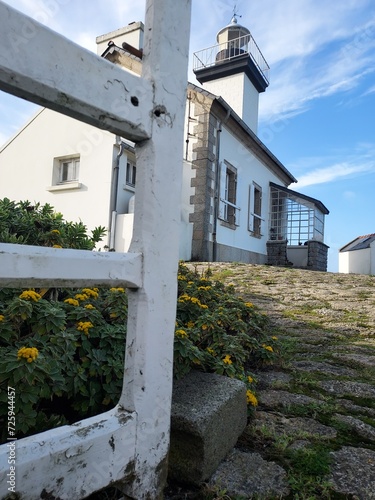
[{"left": 232, "top": 4, "right": 242, "bottom": 22}]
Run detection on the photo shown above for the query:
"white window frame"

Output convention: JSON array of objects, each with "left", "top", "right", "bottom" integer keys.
[{"left": 58, "top": 157, "right": 80, "bottom": 183}]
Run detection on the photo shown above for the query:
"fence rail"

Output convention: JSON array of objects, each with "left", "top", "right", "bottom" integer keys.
[{"left": 0, "top": 0, "right": 191, "bottom": 498}]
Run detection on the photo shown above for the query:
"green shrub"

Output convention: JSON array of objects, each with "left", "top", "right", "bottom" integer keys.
[
  {"left": 0, "top": 199, "right": 279, "bottom": 443},
  {"left": 0, "top": 197, "right": 106, "bottom": 249}
]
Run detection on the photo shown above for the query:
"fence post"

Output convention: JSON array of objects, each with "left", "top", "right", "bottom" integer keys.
[{"left": 120, "top": 0, "right": 192, "bottom": 497}]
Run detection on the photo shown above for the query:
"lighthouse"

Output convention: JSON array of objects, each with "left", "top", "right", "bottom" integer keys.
[{"left": 193, "top": 12, "right": 269, "bottom": 134}]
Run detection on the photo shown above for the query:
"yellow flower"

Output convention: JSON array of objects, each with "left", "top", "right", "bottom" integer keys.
[
  {"left": 82, "top": 288, "right": 99, "bottom": 299},
  {"left": 110, "top": 312, "right": 118, "bottom": 318},
  {"left": 64, "top": 298, "right": 79, "bottom": 307},
  {"left": 110, "top": 287, "right": 125, "bottom": 293},
  {"left": 201, "top": 324, "right": 208, "bottom": 331},
  {"left": 84, "top": 304, "right": 95, "bottom": 310},
  {"left": 19, "top": 290, "right": 41, "bottom": 302},
  {"left": 200, "top": 304, "right": 209, "bottom": 309},
  {"left": 223, "top": 354, "right": 232, "bottom": 365},
  {"left": 52, "top": 244, "right": 62, "bottom": 248},
  {"left": 247, "top": 375, "right": 254, "bottom": 383},
  {"left": 175, "top": 329, "right": 188, "bottom": 338},
  {"left": 246, "top": 390, "right": 258, "bottom": 407},
  {"left": 51, "top": 229, "right": 60, "bottom": 234},
  {"left": 187, "top": 321, "right": 195, "bottom": 328},
  {"left": 0, "top": 315, "right": 4, "bottom": 322},
  {"left": 17, "top": 346, "right": 39, "bottom": 363},
  {"left": 262, "top": 344, "right": 274, "bottom": 352},
  {"left": 272, "top": 336, "right": 278, "bottom": 340},
  {"left": 245, "top": 302, "right": 253, "bottom": 308},
  {"left": 177, "top": 274, "right": 186, "bottom": 281},
  {"left": 77, "top": 321, "right": 94, "bottom": 335},
  {"left": 206, "top": 347, "right": 216, "bottom": 355},
  {"left": 75, "top": 293, "right": 88, "bottom": 301}
]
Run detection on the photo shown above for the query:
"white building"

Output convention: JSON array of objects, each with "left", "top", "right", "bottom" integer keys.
[
  {"left": 339, "top": 234, "right": 375, "bottom": 274},
  {"left": 0, "top": 16, "right": 329, "bottom": 270}
]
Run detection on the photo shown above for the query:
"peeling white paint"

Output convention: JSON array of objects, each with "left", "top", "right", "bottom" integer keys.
[{"left": 0, "top": 0, "right": 191, "bottom": 497}]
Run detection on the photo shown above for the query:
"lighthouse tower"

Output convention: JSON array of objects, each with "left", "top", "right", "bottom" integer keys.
[{"left": 193, "top": 12, "right": 269, "bottom": 134}]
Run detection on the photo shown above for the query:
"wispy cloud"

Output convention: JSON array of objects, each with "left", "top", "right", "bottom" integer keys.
[
  {"left": 296, "top": 161, "right": 374, "bottom": 188},
  {"left": 362, "top": 83, "right": 375, "bottom": 96},
  {"left": 254, "top": 0, "right": 375, "bottom": 124},
  {"left": 294, "top": 144, "right": 375, "bottom": 187}
]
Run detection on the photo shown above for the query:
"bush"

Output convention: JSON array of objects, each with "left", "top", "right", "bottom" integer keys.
[
  {"left": 0, "top": 199, "right": 280, "bottom": 443},
  {"left": 0, "top": 197, "right": 106, "bottom": 249}
]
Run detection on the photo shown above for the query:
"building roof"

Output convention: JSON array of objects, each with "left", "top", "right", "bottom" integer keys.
[
  {"left": 270, "top": 182, "right": 329, "bottom": 214},
  {"left": 340, "top": 234, "right": 375, "bottom": 252},
  {"left": 188, "top": 83, "right": 297, "bottom": 185}
]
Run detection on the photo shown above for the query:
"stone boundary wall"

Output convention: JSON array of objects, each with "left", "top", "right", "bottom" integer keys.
[
  {"left": 307, "top": 240, "right": 329, "bottom": 272},
  {"left": 267, "top": 240, "right": 329, "bottom": 271}
]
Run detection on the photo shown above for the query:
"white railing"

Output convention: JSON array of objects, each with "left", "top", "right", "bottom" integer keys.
[
  {"left": 193, "top": 33, "right": 270, "bottom": 84},
  {"left": 0, "top": 0, "right": 191, "bottom": 498}
]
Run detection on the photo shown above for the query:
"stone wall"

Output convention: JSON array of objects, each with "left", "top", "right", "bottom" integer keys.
[
  {"left": 307, "top": 240, "right": 329, "bottom": 272},
  {"left": 266, "top": 240, "right": 290, "bottom": 266},
  {"left": 189, "top": 92, "right": 216, "bottom": 262},
  {"left": 266, "top": 240, "right": 329, "bottom": 271}
]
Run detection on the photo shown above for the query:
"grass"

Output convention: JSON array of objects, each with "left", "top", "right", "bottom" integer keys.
[{"left": 94, "top": 262, "right": 375, "bottom": 499}]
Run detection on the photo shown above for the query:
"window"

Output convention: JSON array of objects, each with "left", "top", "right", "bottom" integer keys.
[
  {"left": 59, "top": 157, "right": 79, "bottom": 183},
  {"left": 269, "top": 184, "right": 327, "bottom": 245},
  {"left": 126, "top": 161, "right": 136, "bottom": 187},
  {"left": 249, "top": 182, "right": 262, "bottom": 236},
  {"left": 219, "top": 161, "right": 239, "bottom": 227},
  {"left": 47, "top": 155, "right": 81, "bottom": 191}
]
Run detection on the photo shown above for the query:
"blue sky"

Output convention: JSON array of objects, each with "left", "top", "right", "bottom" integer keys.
[{"left": 1, "top": 0, "right": 375, "bottom": 272}]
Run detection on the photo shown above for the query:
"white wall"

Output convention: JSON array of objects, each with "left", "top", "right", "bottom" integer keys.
[
  {"left": 0, "top": 108, "right": 115, "bottom": 245},
  {"left": 203, "top": 73, "right": 259, "bottom": 133},
  {"left": 115, "top": 213, "right": 134, "bottom": 252},
  {"left": 371, "top": 241, "right": 375, "bottom": 275},
  {"left": 115, "top": 159, "right": 194, "bottom": 260},
  {"left": 288, "top": 246, "right": 308, "bottom": 267},
  {"left": 339, "top": 251, "right": 349, "bottom": 273},
  {"left": 339, "top": 248, "right": 371, "bottom": 274},
  {"left": 215, "top": 126, "right": 287, "bottom": 257}
]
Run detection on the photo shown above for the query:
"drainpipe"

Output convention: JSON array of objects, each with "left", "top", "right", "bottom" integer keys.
[
  {"left": 108, "top": 137, "right": 125, "bottom": 251},
  {"left": 212, "top": 108, "right": 230, "bottom": 262}
]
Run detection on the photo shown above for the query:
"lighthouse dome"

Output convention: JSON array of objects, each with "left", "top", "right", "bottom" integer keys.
[{"left": 216, "top": 15, "right": 251, "bottom": 45}]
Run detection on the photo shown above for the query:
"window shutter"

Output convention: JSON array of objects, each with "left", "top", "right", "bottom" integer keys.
[
  {"left": 218, "top": 161, "right": 226, "bottom": 219},
  {"left": 248, "top": 183, "right": 254, "bottom": 231}
]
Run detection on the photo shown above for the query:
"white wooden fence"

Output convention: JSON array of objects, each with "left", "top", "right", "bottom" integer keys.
[{"left": 0, "top": 1, "right": 191, "bottom": 498}]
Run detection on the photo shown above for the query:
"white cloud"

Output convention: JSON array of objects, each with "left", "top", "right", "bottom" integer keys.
[
  {"left": 293, "top": 143, "right": 375, "bottom": 188},
  {"left": 343, "top": 191, "right": 357, "bottom": 200},
  {"left": 296, "top": 161, "right": 374, "bottom": 188},
  {"left": 255, "top": 1, "right": 375, "bottom": 124},
  {"left": 1, "top": 0, "right": 375, "bottom": 144},
  {"left": 362, "top": 83, "right": 375, "bottom": 96}
]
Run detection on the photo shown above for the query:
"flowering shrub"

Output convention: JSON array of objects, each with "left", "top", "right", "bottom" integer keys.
[
  {"left": 0, "top": 198, "right": 280, "bottom": 442},
  {"left": 174, "top": 263, "right": 280, "bottom": 400},
  {"left": 0, "top": 198, "right": 106, "bottom": 250},
  {"left": 0, "top": 263, "right": 280, "bottom": 443}
]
